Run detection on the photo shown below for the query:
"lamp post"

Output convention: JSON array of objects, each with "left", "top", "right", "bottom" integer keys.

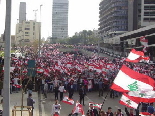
[{"left": 38, "top": 4, "right": 43, "bottom": 57}]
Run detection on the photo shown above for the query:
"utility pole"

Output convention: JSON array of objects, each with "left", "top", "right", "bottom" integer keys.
[
  {"left": 3, "top": 0, "right": 12, "bottom": 116},
  {"left": 98, "top": 39, "right": 100, "bottom": 57},
  {"left": 39, "top": 5, "right": 43, "bottom": 57}
]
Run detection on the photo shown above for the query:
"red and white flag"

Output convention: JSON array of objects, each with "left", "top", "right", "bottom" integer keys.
[
  {"left": 72, "top": 101, "right": 85, "bottom": 116},
  {"left": 119, "top": 93, "right": 139, "bottom": 109},
  {"left": 140, "top": 36, "right": 148, "bottom": 52},
  {"left": 89, "top": 102, "right": 102, "bottom": 109},
  {"left": 37, "top": 67, "right": 44, "bottom": 73},
  {"left": 126, "top": 49, "right": 144, "bottom": 63},
  {"left": 62, "top": 96, "right": 74, "bottom": 105},
  {"left": 140, "top": 36, "right": 148, "bottom": 47},
  {"left": 111, "top": 65, "right": 155, "bottom": 93},
  {"left": 128, "top": 90, "right": 155, "bottom": 103}
]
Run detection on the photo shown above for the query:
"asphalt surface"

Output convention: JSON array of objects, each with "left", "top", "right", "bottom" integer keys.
[{"left": 41, "top": 91, "right": 126, "bottom": 116}]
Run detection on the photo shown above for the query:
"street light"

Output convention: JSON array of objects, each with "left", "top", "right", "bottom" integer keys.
[{"left": 38, "top": 4, "right": 43, "bottom": 57}]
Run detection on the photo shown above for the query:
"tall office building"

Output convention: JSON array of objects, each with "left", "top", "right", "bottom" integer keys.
[
  {"left": 52, "top": 0, "right": 68, "bottom": 39},
  {"left": 19, "top": 2, "right": 26, "bottom": 23},
  {"left": 99, "top": 0, "right": 128, "bottom": 37},
  {"left": 128, "top": 0, "right": 155, "bottom": 31}
]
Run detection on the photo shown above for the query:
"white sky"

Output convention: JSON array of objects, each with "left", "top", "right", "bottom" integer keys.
[{"left": 0, "top": 0, "right": 100, "bottom": 38}]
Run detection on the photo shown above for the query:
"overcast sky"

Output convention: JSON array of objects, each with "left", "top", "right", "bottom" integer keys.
[{"left": 0, "top": 0, "right": 100, "bottom": 38}]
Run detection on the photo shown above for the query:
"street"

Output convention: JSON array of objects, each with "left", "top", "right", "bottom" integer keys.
[{"left": 42, "top": 91, "right": 126, "bottom": 116}]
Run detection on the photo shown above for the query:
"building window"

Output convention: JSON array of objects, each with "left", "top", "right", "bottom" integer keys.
[
  {"left": 25, "top": 32, "right": 29, "bottom": 34},
  {"left": 33, "top": 26, "right": 35, "bottom": 30},
  {"left": 25, "top": 22, "right": 30, "bottom": 24},
  {"left": 25, "top": 28, "right": 30, "bottom": 30},
  {"left": 25, "top": 35, "right": 29, "bottom": 36}
]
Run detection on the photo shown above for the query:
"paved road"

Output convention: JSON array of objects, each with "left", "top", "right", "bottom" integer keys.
[{"left": 41, "top": 91, "right": 126, "bottom": 116}]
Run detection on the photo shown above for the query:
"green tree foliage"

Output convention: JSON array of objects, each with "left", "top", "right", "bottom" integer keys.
[{"left": 50, "top": 30, "right": 100, "bottom": 45}]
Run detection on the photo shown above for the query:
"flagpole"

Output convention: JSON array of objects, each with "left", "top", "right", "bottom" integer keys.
[
  {"left": 3, "top": 0, "right": 12, "bottom": 115},
  {"left": 101, "top": 78, "right": 115, "bottom": 110}
]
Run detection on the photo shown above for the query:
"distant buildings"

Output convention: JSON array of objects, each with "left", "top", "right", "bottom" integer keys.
[
  {"left": 19, "top": 2, "right": 26, "bottom": 23},
  {"left": 52, "top": 0, "right": 69, "bottom": 39},
  {"left": 15, "top": 20, "right": 41, "bottom": 44},
  {"left": 0, "top": 34, "right": 15, "bottom": 47},
  {"left": 99, "top": 0, "right": 128, "bottom": 37}
]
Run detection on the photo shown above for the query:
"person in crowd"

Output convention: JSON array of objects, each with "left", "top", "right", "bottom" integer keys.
[
  {"left": 99, "top": 110, "right": 106, "bottom": 116},
  {"left": 54, "top": 84, "right": 59, "bottom": 100},
  {"left": 148, "top": 103, "right": 155, "bottom": 114},
  {"left": 22, "top": 76, "right": 29, "bottom": 94},
  {"left": 27, "top": 79, "right": 33, "bottom": 96},
  {"left": 88, "top": 79, "right": 93, "bottom": 92},
  {"left": 41, "top": 77, "right": 45, "bottom": 94},
  {"left": 68, "top": 80, "right": 74, "bottom": 99},
  {"left": 106, "top": 107, "right": 113, "bottom": 116},
  {"left": 125, "top": 107, "right": 136, "bottom": 116},
  {"left": 87, "top": 103, "right": 99, "bottom": 116},
  {"left": 79, "top": 85, "right": 86, "bottom": 106},
  {"left": 27, "top": 93, "right": 35, "bottom": 116},
  {"left": 51, "top": 100, "right": 61, "bottom": 116},
  {"left": 98, "top": 79, "right": 104, "bottom": 97},
  {"left": 44, "top": 81, "right": 48, "bottom": 99},
  {"left": 141, "top": 102, "right": 149, "bottom": 112},
  {"left": 59, "top": 83, "right": 65, "bottom": 101},
  {"left": 114, "top": 109, "right": 124, "bottom": 116},
  {"left": 13, "top": 76, "right": 19, "bottom": 93}
]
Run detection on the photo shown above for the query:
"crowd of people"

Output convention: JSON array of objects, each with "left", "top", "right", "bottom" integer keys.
[{"left": 0, "top": 44, "right": 155, "bottom": 116}]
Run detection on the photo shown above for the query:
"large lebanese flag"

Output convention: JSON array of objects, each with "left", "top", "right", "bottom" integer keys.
[
  {"left": 111, "top": 65, "right": 155, "bottom": 93},
  {"left": 128, "top": 90, "right": 155, "bottom": 103},
  {"left": 119, "top": 93, "right": 139, "bottom": 109},
  {"left": 126, "top": 49, "right": 144, "bottom": 63},
  {"left": 62, "top": 96, "right": 74, "bottom": 105}
]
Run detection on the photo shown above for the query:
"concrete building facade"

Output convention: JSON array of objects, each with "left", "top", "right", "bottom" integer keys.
[
  {"left": 99, "top": 0, "right": 128, "bottom": 37},
  {"left": 19, "top": 2, "right": 26, "bottom": 23},
  {"left": 52, "top": 0, "right": 69, "bottom": 39},
  {"left": 128, "top": 0, "right": 155, "bottom": 31},
  {"left": 15, "top": 20, "right": 41, "bottom": 45}
]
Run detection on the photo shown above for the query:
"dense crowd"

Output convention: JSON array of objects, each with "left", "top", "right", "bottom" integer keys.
[{"left": 0, "top": 44, "right": 155, "bottom": 116}]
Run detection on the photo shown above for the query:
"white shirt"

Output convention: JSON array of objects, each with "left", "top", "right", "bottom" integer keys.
[
  {"left": 51, "top": 104, "right": 61, "bottom": 115},
  {"left": 13, "top": 78, "right": 19, "bottom": 85},
  {"left": 59, "top": 86, "right": 64, "bottom": 92},
  {"left": 42, "top": 79, "right": 45, "bottom": 84}
]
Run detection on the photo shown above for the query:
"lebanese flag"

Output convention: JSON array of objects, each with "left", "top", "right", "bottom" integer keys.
[
  {"left": 128, "top": 90, "right": 155, "bottom": 103},
  {"left": 126, "top": 49, "right": 144, "bottom": 63},
  {"left": 119, "top": 93, "right": 139, "bottom": 109},
  {"left": 140, "top": 36, "right": 148, "bottom": 53},
  {"left": 37, "top": 67, "right": 44, "bottom": 73},
  {"left": 111, "top": 65, "right": 155, "bottom": 93},
  {"left": 72, "top": 101, "right": 85, "bottom": 116},
  {"left": 140, "top": 36, "right": 148, "bottom": 47},
  {"left": 89, "top": 102, "right": 102, "bottom": 109},
  {"left": 62, "top": 96, "right": 74, "bottom": 105}
]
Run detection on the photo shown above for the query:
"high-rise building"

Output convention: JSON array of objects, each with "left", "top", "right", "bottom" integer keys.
[
  {"left": 99, "top": 0, "right": 128, "bottom": 37},
  {"left": 52, "top": 0, "right": 68, "bottom": 39},
  {"left": 15, "top": 20, "right": 41, "bottom": 44},
  {"left": 128, "top": 0, "right": 155, "bottom": 31},
  {"left": 19, "top": 2, "right": 26, "bottom": 23}
]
